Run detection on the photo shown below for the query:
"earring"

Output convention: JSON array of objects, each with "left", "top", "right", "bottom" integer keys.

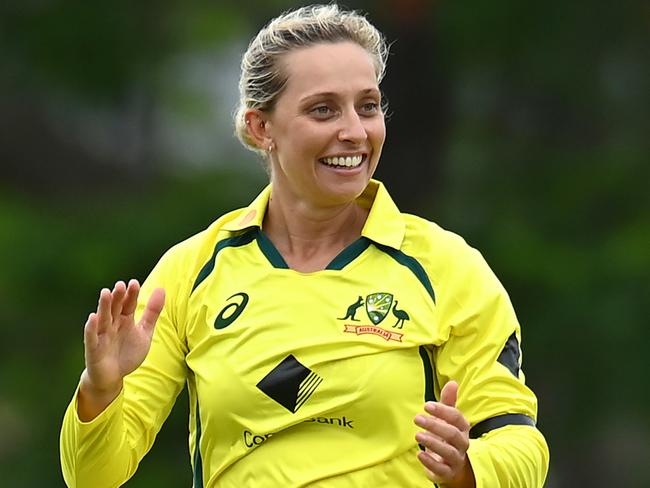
[{"left": 268, "top": 143, "right": 274, "bottom": 152}]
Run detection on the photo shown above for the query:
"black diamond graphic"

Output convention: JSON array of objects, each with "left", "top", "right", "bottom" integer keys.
[{"left": 257, "top": 355, "right": 322, "bottom": 413}]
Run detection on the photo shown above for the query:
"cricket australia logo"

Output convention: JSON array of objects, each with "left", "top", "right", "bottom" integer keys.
[
  {"left": 366, "top": 292, "right": 393, "bottom": 325},
  {"left": 257, "top": 355, "right": 323, "bottom": 413},
  {"left": 339, "top": 292, "right": 410, "bottom": 342}
]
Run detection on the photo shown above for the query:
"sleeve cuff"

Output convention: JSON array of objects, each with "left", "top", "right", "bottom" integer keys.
[
  {"left": 71, "top": 383, "right": 125, "bottom": 431},
  {"left": 466, "top": 424, "right": 549, "bottom": 488}
]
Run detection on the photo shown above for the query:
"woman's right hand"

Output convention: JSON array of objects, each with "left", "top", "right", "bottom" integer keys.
[{"left": 77, "top": 279, "right": 165, "bottom": 421}]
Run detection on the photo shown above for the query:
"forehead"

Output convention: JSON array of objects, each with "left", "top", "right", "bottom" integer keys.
[{"left": 278, "top": 42, "right": 378, "bottom": 100}]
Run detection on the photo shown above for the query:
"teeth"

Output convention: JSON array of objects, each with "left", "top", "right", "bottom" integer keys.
[{"left": 322, "top": 155, "right": 363, "bottom": 167}]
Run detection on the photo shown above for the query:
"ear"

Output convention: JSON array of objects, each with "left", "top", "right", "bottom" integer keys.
[{"left": 244, "top": 109, "right": 273, "bottom": 152}]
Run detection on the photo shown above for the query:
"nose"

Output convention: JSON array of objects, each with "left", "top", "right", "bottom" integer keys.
[{"left": 337, "top": 110, "right": 367, "bottom": 144}]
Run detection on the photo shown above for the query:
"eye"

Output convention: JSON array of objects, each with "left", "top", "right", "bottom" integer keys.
[
  {"left": 310, "top": 105, "right": 334, "bottom": 118},
  {"left": 359, "top": 102, "right": 379, "bottom": 115}
]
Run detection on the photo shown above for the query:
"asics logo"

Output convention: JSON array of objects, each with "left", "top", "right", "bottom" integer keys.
[{"left": 214, "top": 292, "right": 249, "bottom": 329}]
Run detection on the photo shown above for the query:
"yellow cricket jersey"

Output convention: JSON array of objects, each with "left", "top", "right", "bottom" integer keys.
[{"left": 60, "top": 180, "right": 549, "bottom": 487}]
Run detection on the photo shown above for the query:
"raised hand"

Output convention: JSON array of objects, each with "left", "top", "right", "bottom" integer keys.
[
  {"left": 414, "top": 381, "right": 475, "bottom": 488},
  {"left": 78, "top": 279, "right": 165, "bottom": 421}
]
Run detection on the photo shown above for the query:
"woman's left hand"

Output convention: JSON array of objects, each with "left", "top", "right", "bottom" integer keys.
[{"left": 414, "top": 381, "right": 476, "bottom": 488}]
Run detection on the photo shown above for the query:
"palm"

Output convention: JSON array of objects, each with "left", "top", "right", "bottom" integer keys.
[{"left": 84, "top": 280, "right": 165, "bottom": 392}]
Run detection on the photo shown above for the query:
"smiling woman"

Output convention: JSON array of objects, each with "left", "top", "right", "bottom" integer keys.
[
  {"left": 244, "top": 40, "right": 386, "bottom": 271},
  {"left": 60, "top": 4, "right": 549, "bottom": 488}
]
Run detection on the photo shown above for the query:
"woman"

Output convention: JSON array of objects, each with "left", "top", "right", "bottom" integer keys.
[{"left": 60, "top": 4, "right": 549, "bottom": 487}]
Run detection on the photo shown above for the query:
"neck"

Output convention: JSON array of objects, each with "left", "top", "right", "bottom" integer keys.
[{"left": 263, "top": 191, "right": 368, "bottom": 272}]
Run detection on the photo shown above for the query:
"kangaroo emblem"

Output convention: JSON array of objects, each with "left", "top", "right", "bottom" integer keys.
[
  {"left": 391, "top": 301, "right": 410, "bottom": 329},
  {"left": 339, "top": 296, "right": 364, "bottom": 321}
]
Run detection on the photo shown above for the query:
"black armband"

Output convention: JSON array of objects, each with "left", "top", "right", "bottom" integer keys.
[{"left": 469, "top": 413, "right": 536, "bottom": 439}]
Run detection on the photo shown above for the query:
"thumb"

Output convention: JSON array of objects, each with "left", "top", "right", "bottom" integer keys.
[
  {"left": 440, "top": 380, "right": 458, "bottom": 408},
  {"left": 140, "top": 288, "right": 166, "bottom": 331}
]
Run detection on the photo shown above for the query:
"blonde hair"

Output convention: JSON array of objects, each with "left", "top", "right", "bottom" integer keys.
[{"left": 234, "top": 4, "right": 388, "bottom": 156}]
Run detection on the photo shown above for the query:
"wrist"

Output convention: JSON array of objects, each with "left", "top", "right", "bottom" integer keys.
[
  {"left": 444, "top": 455, "right": 476, "bottom": 488},
  {"left": 80, "top": 370, "right": 122, "bottom": 397},
  {"left": 77, "top": 371, "right": 123, "bottom": 421}
]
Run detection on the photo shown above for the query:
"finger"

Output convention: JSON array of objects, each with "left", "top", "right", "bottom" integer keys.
[
  {"left": 96, "top": 288, "right": 113, "bottom": 333},
  {"left": 422, "top": 466, "right": 443, "bottom": 484},
  {"left": 139, "top": 288, "right": 166, "bottom": 332},
  {"left": 121, "top": 279, "right": 141, "bottom": 316},
  {"left": 415, "top": 413, "right": 468, "bottom": 452},
  {"left": 83, "top": 312, "right": 99, "bottom": 351},
  {"left": 423, "top": 401, "right": 470, "bottom": 433},
  {"left": 416, "top": 431, "right": 464, "bottom": 467},
  {"left": 440, "top": 380, "right": 458, "bottom": 407},
  {"left": 417, "top": 451, "right": 454, "bottom": 482},
  {"left": 110, "top": 281, "right": 127, "bottom": 318}
]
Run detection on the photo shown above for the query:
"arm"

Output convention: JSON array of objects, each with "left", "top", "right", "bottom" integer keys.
[
  {"left": 78, "top": 281, "right": 165, "bottom": 422},
  {"left": 417, "top": 245, "right": 549, "bottom": 487},
  {"left": 60, "top": 255, "right": 189, "bottom": 487},
  {"left": 414, "top": 381, "right": 475, "bottom": 487}
]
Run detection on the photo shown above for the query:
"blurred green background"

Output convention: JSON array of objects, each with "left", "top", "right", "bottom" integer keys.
[{"left": 1, "top": 0, "right": 648, "bottom": 486}]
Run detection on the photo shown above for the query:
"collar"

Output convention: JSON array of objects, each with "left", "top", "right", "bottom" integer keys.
[
  {"left": 221, "top": 185, "right": 271, "bottom": 232},
  {"left": 357, "top": 179, "right": 405, "bottom": 249},
  {"left": 221, "top": 179, "right": 405, "bottom": 250}
]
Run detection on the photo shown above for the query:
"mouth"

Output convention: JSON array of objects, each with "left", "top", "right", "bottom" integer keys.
[{"left": 319, "top": 154, "right": 366, "bottom": 169}]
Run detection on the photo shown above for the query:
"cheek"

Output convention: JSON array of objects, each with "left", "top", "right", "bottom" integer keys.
[
  {"left": 367, "top": 114, "right": 386, "bottom": 138},
  {"left": 368, "top": 120, "right": 386, "bottom": 150},
  {"left": 295, "top": 127, "right": 333, "bottom": 159}
]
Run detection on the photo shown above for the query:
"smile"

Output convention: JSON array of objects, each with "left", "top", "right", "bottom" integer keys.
[{"left": 320, "top": 155, "right": 365, "bottom": 168}]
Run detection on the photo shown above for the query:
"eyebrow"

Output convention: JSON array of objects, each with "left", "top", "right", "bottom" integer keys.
[{"left": 299, "top": 88, "right": 381, "bottom": 103}]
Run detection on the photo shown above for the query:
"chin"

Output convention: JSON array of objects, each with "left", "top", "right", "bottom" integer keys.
[{"left": 320, "top": 180, "right": 369, "bottom": 206}]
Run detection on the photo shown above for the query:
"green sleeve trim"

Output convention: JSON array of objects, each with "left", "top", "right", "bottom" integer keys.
[
  {"left": 193, "top": 400, "right": 204, "bottom": 487},
  {"left": 418, "top": 345, "right": 436, "bottom": 404},
  {"left": 373, "top": 243, "right": 436, "bottom": 303},
  {"left": 417, "top": 345, "right": 437, "bottom": 456},
  {"left": 191, "top": 228, "right": 259, "bottom": 293}
]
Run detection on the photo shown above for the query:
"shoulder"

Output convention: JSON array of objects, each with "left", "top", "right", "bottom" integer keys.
[
  {"left": 399, "top": 213, "right": 504, "bottom": 299},
  {"left": 153, "top": 205, "right": 254, "bottom": 279},
  {"left": 401, "top": 213, "right": 478, "bottom": 267}
]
